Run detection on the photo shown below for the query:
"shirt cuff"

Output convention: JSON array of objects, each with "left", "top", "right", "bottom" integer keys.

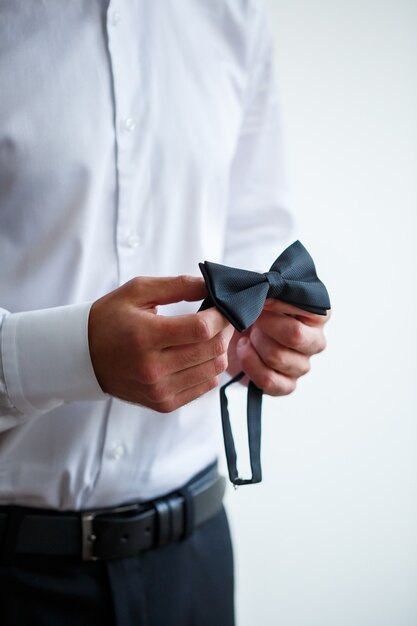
[{"left": 1, "top": 302, "right": 106, "bottom": 416}]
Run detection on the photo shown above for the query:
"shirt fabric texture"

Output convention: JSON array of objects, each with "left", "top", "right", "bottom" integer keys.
[{"left": 0, "top": 0, "right": 292, "bottom": 510}]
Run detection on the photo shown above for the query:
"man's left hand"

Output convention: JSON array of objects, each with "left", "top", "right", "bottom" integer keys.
[{"left": 227, "top": 300, "right": 331, "bottom": 396}]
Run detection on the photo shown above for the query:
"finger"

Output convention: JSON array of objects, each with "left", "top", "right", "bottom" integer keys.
[
  {"left": 263, "top": 299, "right": 331, "bottom": 327},
  {"left": 255, "top": 311, "right": 327, "bottom": 356},
  {"left": 160, "top": 325, "right": 234, "bottom": 375},
  {"left": 129, "top": 275, "right": 208, "bottom": 307},
  {"left": 149, "top": 377, "right": 220, "bottom": 414},
  {"left": 141, "top": 355, "right": 227, "bottom": 404},
  {"left": 250, "top": 327, "right": 311, "bottom": 378},
  {"left": 151, "top": 307, "right": 232, "bottom": 349},
  {"left": 236, "top": 337, "right": 297, "bottom": 396},
  {"left": 169, "top": 354, "right": 228, "bottom": 394}
]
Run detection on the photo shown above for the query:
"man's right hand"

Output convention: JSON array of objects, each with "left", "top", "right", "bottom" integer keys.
[{"left": 88, "top": 275, "right": 233, "bottom": 412}]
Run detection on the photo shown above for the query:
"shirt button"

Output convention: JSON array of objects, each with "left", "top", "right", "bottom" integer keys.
[
  {"left": 122, "top": 117, "right": 136, "bottom": 133},
  {"left": 126, "top": 232, "right": 141, "bottom": 248},
  {"left": 111, "top": 11, "right": 121, "bottom": 26},
  {"left": 109, "top": 443, "right": 126, "bottom": 461}
]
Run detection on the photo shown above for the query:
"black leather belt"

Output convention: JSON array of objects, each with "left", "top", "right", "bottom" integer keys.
[{"left": 0, "top": 464, "right": 225, "bottom": 562}]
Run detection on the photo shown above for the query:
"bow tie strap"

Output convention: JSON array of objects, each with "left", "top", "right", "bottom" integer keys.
[
  {"left": 198, "top": 240, "right": 331, "bottom": 486},
  {"left": 220, "top": 372, "right": 263, "bottom": 485}
]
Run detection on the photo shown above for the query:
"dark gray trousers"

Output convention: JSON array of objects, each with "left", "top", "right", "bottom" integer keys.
[{"left": 0, "top": 506, "right": 234, "bottom": 626}]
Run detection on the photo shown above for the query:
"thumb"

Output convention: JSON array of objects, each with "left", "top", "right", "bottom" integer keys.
[{"left": 131, "top": 275, "right": 208, "bottom": 308}]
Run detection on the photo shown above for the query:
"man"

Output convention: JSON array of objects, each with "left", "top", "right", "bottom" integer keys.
[{"left": 0, "top": 1, "right": 329, "bottom": 624}]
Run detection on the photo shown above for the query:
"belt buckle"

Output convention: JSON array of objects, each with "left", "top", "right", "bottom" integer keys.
[{"left": 81, "top": 503, "right": 141, "bottom": 561}]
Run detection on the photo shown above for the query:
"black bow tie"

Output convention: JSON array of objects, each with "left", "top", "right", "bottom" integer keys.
[{"left": 199, "top": 240, "right": 330, "bottom": 486}]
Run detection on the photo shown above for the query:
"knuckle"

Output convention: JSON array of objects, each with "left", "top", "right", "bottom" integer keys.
[
  {"left": 316, "top": 335, "right": 327, "bottom": 353},
  {"left": 132, "top": 276, "right": 143, "bottom": 289},
  {"left": 181, "top": 346, "right": 200, "bottom": 367},
  {"left": 259, "top": 372, "right": 297, "bottom": 396},
  {"left": 176, "top": 274, "right": 189, "bottom": 290},
  {"left": 262, "top": 352, "right": 275, "bottom": 370},
  {"left": 129, "top": 276, "right": 144, "bottom": 294},
  {"left": 285, "top": 378, "right": 297, "bottom": 394},
  {"left": 288, "top": 320, "right": 305, "bottom": 349},
  {"left": 138, "top": 359, "right": 162, "bottom": 385},
  {"left": 213, "top": 333, "right": 228, "bottom": 357},
  {"left": 146, "top": 382, "right": 168, "bottom": 403},
  {"left": 258, "top": 371, "right": 276, "bottom": 392},
  {"left": 126, "top": 276, "right": 138, "bottom": 291},
  {"left": 213, "top": 354, "right": 228, "bottom": 375},
  {"left": 302, "top": 359, "right": 311, "bottom": 375},
  {"left": 155, "top": 398, "right": 176, "bottom": 414},
  {"left": 266, "top": 347, "right": 284, "bottom": 371},
  {"left": 208, "top": 376, "right": 220, "bottom": 391},
  {"left": 239, "top": 350, "right": 251, "bottom": 370},
  {"left": 269, "top": 378, "right": 296, "bottom": 396},
  {"left": 194, "top": 316, "right": 212, "bottom": 341}
]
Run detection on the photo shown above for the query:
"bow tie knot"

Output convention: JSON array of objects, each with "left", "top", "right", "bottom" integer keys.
[{"left": 264, "top": 270, "right": 285, "bottom": 297}]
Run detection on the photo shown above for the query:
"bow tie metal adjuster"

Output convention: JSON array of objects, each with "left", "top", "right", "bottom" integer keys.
[{"left": 198, "top": 240, "right": 331, "bottom": 486}]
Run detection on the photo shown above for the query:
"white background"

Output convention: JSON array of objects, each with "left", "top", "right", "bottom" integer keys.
[{"left": 225, "top": 1, "right": 417, "bottom": 625}]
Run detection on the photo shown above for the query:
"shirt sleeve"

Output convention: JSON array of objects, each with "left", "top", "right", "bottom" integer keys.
[
  {"left": 0, "top": 303, "right": 106, "bottom": 431},
  {"left": 223, "top": 0, "right": 294, "bottom": 271}
]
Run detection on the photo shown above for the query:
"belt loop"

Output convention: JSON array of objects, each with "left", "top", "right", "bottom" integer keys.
[
  {"left": 0, "top": 507, "right": 25, "bottom": 566},
  {"left": 154, "top": 500, "right": 171, "bottom": 547},
  {"left": 178, "top": 487, "right": 194, "bottom": 541}
]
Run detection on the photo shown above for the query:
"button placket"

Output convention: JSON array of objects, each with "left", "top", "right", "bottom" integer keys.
[
  {"left": 88, "top": 2, "right": 152, "bottom": 504},
  {"left": 108, "top": 442, "right": 126, "bottom": 461},
  {"left": 105, "top": 0, "right": 146, "bottom": 285},
  {"left": 110, "top": 11, "right": 121, "bottom": 26},
  {"left": 126, "top": 231, "right": 141, "bottom": 248},
  {"left": 121, "top": 117, "right": 136, "bottom": 132}
]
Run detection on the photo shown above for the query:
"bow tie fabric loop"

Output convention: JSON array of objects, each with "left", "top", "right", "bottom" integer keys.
[
  {"left": 264, "top": 270, "right": 285, "bottom": 295},
  {"left": 198, "top": 240, "right": 330, "bottom": 486}
]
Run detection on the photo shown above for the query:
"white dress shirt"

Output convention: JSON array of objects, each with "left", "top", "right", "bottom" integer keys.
[{"left": 0, "top": 0, "right": 292, "bottom": 510}]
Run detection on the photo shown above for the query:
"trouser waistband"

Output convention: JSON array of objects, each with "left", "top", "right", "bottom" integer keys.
[{"left": 0, "top": 463, "right": 225, "bottom": 562}]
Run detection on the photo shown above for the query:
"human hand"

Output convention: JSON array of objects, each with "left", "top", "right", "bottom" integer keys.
[
  {"left": 88, "top": 276, "right": 234, "bottom": 412},
  {"left": 227, "top": 300, "right": 331, "bottom": 395}
]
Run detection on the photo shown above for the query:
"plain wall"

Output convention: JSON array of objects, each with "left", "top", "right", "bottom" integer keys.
[{"left": 224, "top": 1, "right": 417, "bottom": 625}]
